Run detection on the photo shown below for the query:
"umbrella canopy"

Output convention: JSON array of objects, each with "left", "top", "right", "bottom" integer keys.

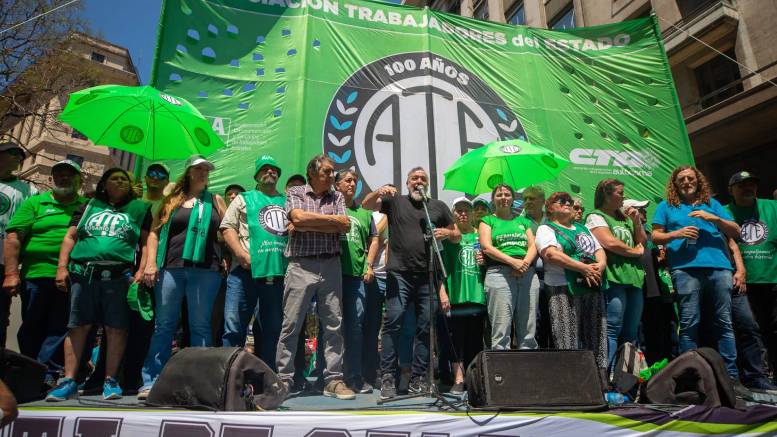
[
  {"left": 443, "top": 139, "right": 569, "bottom": 195},
  {"left": 59, "top": 85, "right": 224, "bottom": 160}
]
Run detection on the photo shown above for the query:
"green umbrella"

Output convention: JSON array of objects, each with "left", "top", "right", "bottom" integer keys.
[
  {"left": 443, "top": 139, "right": 570, "bottom": 195},
  {"left": 59, "top": 85, "right": 223, "bottom": 160}
]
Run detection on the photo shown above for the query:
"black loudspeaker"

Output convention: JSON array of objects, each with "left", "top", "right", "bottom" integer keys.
[
  {"left": 147, "top": 347, "right": 286, "bottom": 411},
  {"left": 0, "top": 348, "right": 47, "bottom": 403},
  {"left": 466, "top": 350, "right": 606, "bottom": 411}
]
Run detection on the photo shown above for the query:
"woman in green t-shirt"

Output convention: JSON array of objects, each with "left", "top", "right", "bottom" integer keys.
[
  {"left": 441, "top": 197, "right": 486, "bottom": 394},
  {"left": 478, "top": 184, "right": 538, "bottom": 350},
  {"left": 49, "top": 168, "right": 151, "bottom": 402},
  {"left": 585, "top": 179, "right": 646, "bottom": 368}
]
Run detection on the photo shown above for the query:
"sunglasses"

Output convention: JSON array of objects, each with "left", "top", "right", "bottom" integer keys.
[
  {"left": 572, "top": 205, "right": 584, "bottom": 211},
  {"left": 554, "top": 198, "right": 574, "bottom": 207},
  {"left": 146, "top": 169, "right": 169, "bottom": 180}
]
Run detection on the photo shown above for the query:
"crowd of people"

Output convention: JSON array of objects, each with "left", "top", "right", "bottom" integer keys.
[{"left": 1, "top": 139, "right": 777, "bottom": 404}]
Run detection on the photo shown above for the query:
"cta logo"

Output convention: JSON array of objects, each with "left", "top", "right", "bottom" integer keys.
[
  {"left": 323, "top": 52, "right": 526, "bottom": 203},
  {"left": 259, "top": 204, "right": 288, "bottom": 237},
  {"left": 575, "top": 232, "right": 597, "bottom": 256},
  {"left": 569, "top": 148, "right": 659, "bottom": 176}
]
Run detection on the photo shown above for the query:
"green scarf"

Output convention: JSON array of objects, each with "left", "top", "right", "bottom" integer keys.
[{"left": 157, "top": 191, "right": 213, "bottom": 266}]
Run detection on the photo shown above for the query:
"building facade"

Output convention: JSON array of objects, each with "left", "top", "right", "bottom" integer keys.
[
  {"left": 1, "top": 32, "right": 139, "bottom": 193},
  {"left": 403, "top": 0, "right": 777, "bottom": 199}
]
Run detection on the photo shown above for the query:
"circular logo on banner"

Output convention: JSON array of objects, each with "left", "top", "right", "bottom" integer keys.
[
  {"left": 499, "top": 145, "right": 521, "bottom": 154},
  {"left": 323, "top": 52, "right": 527, "bottom": 204},
  {"left": 159, "top": 93, "right": 183, "bottom": 106},
  {"left": 0, "top": 192, "right": 11, "bottom": 215},
  {"left": 259, "top": 204, "right": 288, "bottom": 237},
  {"left": 575, "top": 232, "right": 596, "bottom": 256},
  {"left": 740, "top": 219, "right": 768, "bottom": 246}
]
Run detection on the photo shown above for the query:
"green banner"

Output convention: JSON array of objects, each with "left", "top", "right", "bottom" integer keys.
[{"left": 151, "top": 0, "right": 693, "bottom": 206}]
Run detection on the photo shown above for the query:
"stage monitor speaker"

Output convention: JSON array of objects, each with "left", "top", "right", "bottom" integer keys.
[
  {"left": 0, "top": 348, "right": 47, "bottom": 403},
  {"left": 466, "top": 349, "right": 606, "bottom": 411},
  {"left": 147, "top": 347, "right": 286, "bottom": 411}
]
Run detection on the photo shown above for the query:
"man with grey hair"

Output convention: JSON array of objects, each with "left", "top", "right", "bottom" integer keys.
[
  {"left": 276, "top": 154, "right": 355, "bottom": 400},
  {"left": 363, "top": 167, "right": 459, "bottom": 399}
]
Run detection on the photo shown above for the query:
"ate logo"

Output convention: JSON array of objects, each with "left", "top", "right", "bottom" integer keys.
[
  {"left": 84, "top": 210, "right": 132, "bottom": 238},
  {"left": 259, "top": 204, "right": 288, "bottom": 237},
  {"left": 612, "top": 225, "right": 634, "bottom": 245},
  {"left": 343, "top": 215, "right": 363, "bottom": 243},
  {"left": 323, "top": 52, "right": 526, "bottom": 204},
  {"left": 740, "top": 219, "right": 768, "bottom": 246},
  {"left": 575, "top": 232, "right": 596, "bottom": 256}
]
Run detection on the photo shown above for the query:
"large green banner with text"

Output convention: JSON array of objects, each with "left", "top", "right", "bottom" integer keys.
[{"left": 151, "top": 0, "right": 693, "bottom": 205}]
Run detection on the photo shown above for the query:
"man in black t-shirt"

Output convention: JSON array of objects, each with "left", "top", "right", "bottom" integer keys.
[{"left": 363, "top": 167, "right": 459, "bottom": 400}]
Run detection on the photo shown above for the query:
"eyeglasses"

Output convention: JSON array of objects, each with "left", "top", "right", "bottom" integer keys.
[
  {"left": 146, "top": 169, "right": 168, "bottom": 180},
  {"left": 572, "top": 205, "right": 584, "bottom": 211}
]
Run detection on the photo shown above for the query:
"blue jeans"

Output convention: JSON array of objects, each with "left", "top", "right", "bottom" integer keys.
[
  {"left": 672, "top": 268, "right": 738, "bottom": 378},
  {"left": 18, "top": 278, "right": 68, "bottom": 366},
  {"left": 380, "top": 271, "right": 432, "bottom": 378},
  {"left": 222, "top": 267, "right": 283, "bottom": 370},
  {"left": 141, "top": 267, "right": 222, "bottom": 387},
  {"left": 730, "top": 292, "right": 770, "bottom": 385},
  {"left": 604, "top": 283, "right": 644, "bottom": 366},
  {"left": 342, "top": 275, "right": 366, "bottom": 384},
  {"left": 363, "top": 276, "right": 386, "bottom": 383}
]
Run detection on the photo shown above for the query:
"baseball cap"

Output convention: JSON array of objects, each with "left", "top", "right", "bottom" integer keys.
[
  {"left": 185, "top": 154, "right": 215, "bottom": 171},
  {"left": 623, "top": 199, "right": 649, "bottom": 209},
  {"left": 473, "top": 198, "right": 491, "bottom": 209},
  {"left": 0, "top": 142, "right": 25, "bottom": 159},
  {"left": 146, "top": 161, "right": 170, "bottom": 175},
  {"left": 451, "top": 196, "right": 473, "bottom": 208},
  {"left": 728, "top": 171, "right": 759, "bottom": 187},
  {"left": 254, "top": 155, "right": 282, "bottom": 178},
  {"left": 52, "top": 159, "right": 82, "bottom": 174}
]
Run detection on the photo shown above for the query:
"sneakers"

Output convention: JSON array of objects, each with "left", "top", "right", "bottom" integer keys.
[
  {"left": 380, "top": 375, "right": 397, "bottom": 400},
  {"left": 137, "top": 387, "right": 151, "bottom": 401},
  {"left": 102, "top": 377, "right": 123, "bottom": 400},
  {"left": 46, "top": 378, "right": 78, "bottom": 402},
  {"left": 450, "top": 382, "right": 465, "bottom": 395},
  {"left": 745, "top": 378, "right": 777, "bottom": 394},
  {"left": 323, "top": 379, "right": 356, "bottom": 400},
  {"left": 408, "top": 376, "right": 430, "bottom": 394},
  {"left": 357, "top": 381, "right": 373, "bottom": 394}
]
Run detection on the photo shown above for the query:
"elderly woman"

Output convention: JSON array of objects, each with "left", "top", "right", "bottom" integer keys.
[
  {"left": 535, "top": 192, "right": 608, "bottom": 371},
  {"left": 140, "top": 155, "right": 227, "bottom": 398},
  {"left": 479, "top": 184, "right": 538, "bottom": 350},
  {"left": 47, "top": 168, "right": 152, "bottom": 401},
  {"left": 585, "top": 179, "right": 646, "bottom": 367}
]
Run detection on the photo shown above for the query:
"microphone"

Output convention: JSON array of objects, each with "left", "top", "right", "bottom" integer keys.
[{"left": 415, "top": 184, "right": 429, "bottom": 201}]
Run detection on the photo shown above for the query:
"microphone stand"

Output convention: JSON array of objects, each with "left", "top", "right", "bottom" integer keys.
[{"left": 377, "top": 189, "right": 462, "bottom": 410}]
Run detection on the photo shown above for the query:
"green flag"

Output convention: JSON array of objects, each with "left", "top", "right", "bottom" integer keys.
[{"left": 150, "top": 0, "right": 693, "bottom": 209}]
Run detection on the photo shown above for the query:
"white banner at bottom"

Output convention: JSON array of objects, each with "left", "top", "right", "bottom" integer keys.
[{"left": 6, "top": 406, "right": 777, "bottom": 436}]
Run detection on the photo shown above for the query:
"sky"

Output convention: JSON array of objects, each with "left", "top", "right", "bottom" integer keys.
[{"left": 81, "top": 0, "right": 163, "bottom": 85}]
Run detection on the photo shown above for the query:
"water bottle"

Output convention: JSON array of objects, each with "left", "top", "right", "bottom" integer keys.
[
  {"left": 605, "top": 391, "right": 628, "bottom": 406},
  {"left": 473, "top": 241, "right": 483, "bottom": 265}
]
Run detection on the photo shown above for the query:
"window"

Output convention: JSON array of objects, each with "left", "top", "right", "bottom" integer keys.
[
  {"left": 549, "top": 5, "right": 575, "bottom": 30},
  {"left": 90, "top": 52, "right": 106, "bottom": 63},
  {"left": 474, "top": 0, "right": 489, "bottom": 20},
  {"left": 507, "top": 1, "right": 525, "bottom": 25},
  {"left": 695, "top": 49, "right": 743, "bottom": 108},
  {"left": 71, "top": 129, "right": 88, "bottom": 140},
  {"left": 66, "top": 154, "right": 84, "bottom": 166}
]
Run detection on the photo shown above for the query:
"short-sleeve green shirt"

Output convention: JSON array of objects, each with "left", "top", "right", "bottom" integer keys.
[
  {"left": 6, "top": 191, "right": 87, "bottom": 278},
  {"left": 481, "top": 214, "right": 533, "bottom": 258}
]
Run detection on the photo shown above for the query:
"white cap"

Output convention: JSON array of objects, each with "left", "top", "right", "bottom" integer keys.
[
  {"left": 185, "top": 154, "right": 215, "bottom": 171},
  {"left": 451, "top": 196, "right": 473, "bottom": 208},
  {"left": 623, "top": 199, "right": 649, "bottom": 209}
]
